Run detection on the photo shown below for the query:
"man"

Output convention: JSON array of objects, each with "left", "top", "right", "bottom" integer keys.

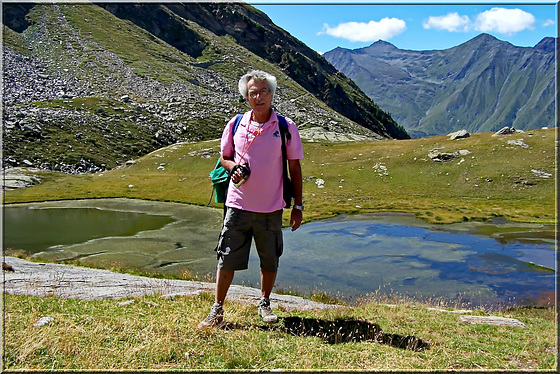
[{"left": 198, "top": 70, "right": 304, "bottom": 329}]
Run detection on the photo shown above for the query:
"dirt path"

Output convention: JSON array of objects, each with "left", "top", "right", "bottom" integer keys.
[{"left": 3, "top": 256, "right": 337, "bottom": 311}]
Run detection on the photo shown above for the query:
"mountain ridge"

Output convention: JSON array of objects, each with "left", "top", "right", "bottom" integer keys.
[
  {"left": 324, "top": 33, "right": 556, "bottom": 138},
  {"left": 98, "top": 2, "right": 407, "bottom": 139}
]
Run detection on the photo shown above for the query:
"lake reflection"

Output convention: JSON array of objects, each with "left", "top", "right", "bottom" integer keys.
[
  {"left": 3, "top": 199, "right": 224, "bottom": 273},
  {"left": 245, "top": 215, "right": 556, "bottom": 309},
  {"left": 4, "top": 206, "right": 175, "bottom": 253},
  {"left": 3, "top": 200, "right": 556, "bottom": 309}
]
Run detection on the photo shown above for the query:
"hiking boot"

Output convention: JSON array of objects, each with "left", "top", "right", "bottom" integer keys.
[
  {"left": 197, "top": 303, "right": 224, "bottom": 330},
  {"left": 258, "top": 297, "right": 278, "bottom": 323}
]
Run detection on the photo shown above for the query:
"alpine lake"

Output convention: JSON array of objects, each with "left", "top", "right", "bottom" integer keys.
[{"left": 3, "top": 198, "right": 556, "bottom": 309}]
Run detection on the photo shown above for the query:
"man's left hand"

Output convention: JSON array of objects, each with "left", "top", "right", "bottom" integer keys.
[{"left": 290, "top": 208, "right": 302, "bottom": 231}]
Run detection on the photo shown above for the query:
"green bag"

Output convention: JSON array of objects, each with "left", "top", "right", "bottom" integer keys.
[
  {"left": 209, "top": 159, "right": 230, "bottom": 204},
  {"left": 208, "top": 114, "right": 242, "bottom": 205}
]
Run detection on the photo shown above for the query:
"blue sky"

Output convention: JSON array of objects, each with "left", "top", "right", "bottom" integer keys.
[{"left": 250, "top": 2, "right": 557, "bottom": 53}]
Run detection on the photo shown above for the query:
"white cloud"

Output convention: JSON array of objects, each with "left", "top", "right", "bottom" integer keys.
[
  {"left": 542, "top": 19, "right": 555, "bottom": 27},
  {"left": 423, "top": 12, "right": 471, "bottom": 32},
  {"left": 319, "top": 17, "right": 406, "bottom": 43},
  {"left": 475, "top": 8, "right": 535, "bottom": 35}
]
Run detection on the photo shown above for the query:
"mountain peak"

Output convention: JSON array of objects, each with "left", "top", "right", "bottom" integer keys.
[
  {"left": 473, "top": 33, "right": 498, "bottom": 42},
  {"left": 535, "top": 37, "right": 556, "bottom": 52},
  {"left": 458, "top": 33, "right": 503, "bottom": 48},
  {"left": 367, "top": 40, "right": 398, "bottom": 50},
  {"left": 372, "top": 40, "right": 396, "bottom": 47},
  {"left": 356, "top": 40, "right": 399, "bottom": 56}
]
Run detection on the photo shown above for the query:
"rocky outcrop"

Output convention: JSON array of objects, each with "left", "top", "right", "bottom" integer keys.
[
  {"left": 3, "top": 167, "right": 43, "bottom": 190},
  {"left": 492, "top": 126, "right": 516, "bottom": 136},
  {"left": 459, "top": 315, "right": 525, "bottom": 328},
  {"left": 428, "top": 308, "right": 525, "bottom": 328},
  {"left": 3, "top": 256, "right": 338, "bottom": 311},
  {"left": 298, "top": 127, "right": 377, "bottom": 142}
]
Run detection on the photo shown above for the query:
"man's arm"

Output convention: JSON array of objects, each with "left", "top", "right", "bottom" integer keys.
[{"left": 288, "top": 159, "right": 303, "bottom": 231}]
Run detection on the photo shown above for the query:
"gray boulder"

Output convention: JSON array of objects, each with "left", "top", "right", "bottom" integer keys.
[
  {"left": 428, "top": 149, "right": 471, "bottom": 162},
  {"left": 492, "top": 126, "right": 516, "bottom": 136},
  {"left": 448, "top": 129, "right": 470, "bottom": 140}
]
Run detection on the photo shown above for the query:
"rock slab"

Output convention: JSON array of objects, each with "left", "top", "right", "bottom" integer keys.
[
  {"left": 459, "top": 315, "right": 525, "bottom": 328},
  {"left": 2, "top": 256, "right": 336, "bottom": 311}
]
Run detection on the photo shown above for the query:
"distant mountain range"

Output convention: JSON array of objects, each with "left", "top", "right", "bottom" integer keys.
[{"left": 324, "top": 34, "right": 556, "bottom": 138}]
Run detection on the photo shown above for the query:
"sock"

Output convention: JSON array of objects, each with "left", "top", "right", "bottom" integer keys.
[{"left": 213, "top": 302, "right": 223, "bottom": 310}]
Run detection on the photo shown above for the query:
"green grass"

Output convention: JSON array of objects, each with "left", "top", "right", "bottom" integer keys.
[
  {"left": 4, "top": 128, "right": 556, "bottom": 225},
  {"left": 3, "top": 293, "right": 556, "bottom": 370},
  {"left": 2, "top": 25, "right": 30, "bottom": 56}
]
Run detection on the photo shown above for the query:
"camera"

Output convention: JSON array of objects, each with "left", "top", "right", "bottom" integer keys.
[{"left": 231, "top": 163, "right": 251, "bottom": 188}]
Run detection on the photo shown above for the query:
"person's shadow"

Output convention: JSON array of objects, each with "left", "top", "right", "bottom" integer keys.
[{"left": 221, "top": 316, "right": 429, "bottom": 351}]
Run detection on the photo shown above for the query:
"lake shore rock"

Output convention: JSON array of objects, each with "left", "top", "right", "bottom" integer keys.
[{"left": 2, "top": 256, "right": 337, "bottom": 311}]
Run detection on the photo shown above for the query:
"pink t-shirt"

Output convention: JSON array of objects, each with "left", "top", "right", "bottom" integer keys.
[{"left": 221, "top": 110, "right": 304, "bottom": 213}]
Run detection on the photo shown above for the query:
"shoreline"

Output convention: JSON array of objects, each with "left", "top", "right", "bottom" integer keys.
[{"left": 4, "top": 196, "right": 556, "bottom": 226}]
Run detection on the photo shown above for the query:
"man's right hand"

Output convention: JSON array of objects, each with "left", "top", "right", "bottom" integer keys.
[
  {"left": 230, "top": 163, "right": 250, "bottom": 184},
  {"left": 230, "top": 166, "right": 244, "bottom": 183},
  {"left": 221, "top": 156, "right": 242, "bottom": 183}
]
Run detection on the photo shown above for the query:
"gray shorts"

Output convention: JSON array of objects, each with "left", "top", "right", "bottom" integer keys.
[{"left": 215, "top": 207, "right": 283, "bottom": 272}]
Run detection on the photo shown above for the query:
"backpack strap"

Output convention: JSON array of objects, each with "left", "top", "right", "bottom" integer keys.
[
  {"left": 277, "top": 114, "right": 291, "bottom": 140},
  {"left": 232, "top": 114, "right": 243, "bottom": 136},
  {"left": 277, "top": 115, "right": 290, "bottom": 157},
  {"left": 277, "top": 114, "right": 293, "bottom": 208},
  {"left": 224, "top": 114, "right": 243, "bottom": 212}
]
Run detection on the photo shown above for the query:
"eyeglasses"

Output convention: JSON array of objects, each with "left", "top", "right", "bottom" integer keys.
[{"left": 248, "top": 88, "right": 270, "bottom": 99}]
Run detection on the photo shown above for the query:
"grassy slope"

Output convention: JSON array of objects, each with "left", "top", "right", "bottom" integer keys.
[
  {"left": 4, "top": 128, "right": 556, "bottom": 224},
  {"left": 3, "top": 293, "right": 556, "bottom": 370}
]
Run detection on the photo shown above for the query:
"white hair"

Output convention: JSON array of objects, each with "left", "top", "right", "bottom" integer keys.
[{"left": 238, "top": 70, "right": 277, "bottom": 100}]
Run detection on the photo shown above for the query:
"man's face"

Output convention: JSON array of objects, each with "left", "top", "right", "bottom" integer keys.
[{"left": 247, "top": 79, "right": 272, "bottom": 117}]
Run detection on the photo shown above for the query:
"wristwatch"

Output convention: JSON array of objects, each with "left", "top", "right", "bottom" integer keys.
[{"left": 293, "top": 204, "right": 304, "bottom": 211}]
